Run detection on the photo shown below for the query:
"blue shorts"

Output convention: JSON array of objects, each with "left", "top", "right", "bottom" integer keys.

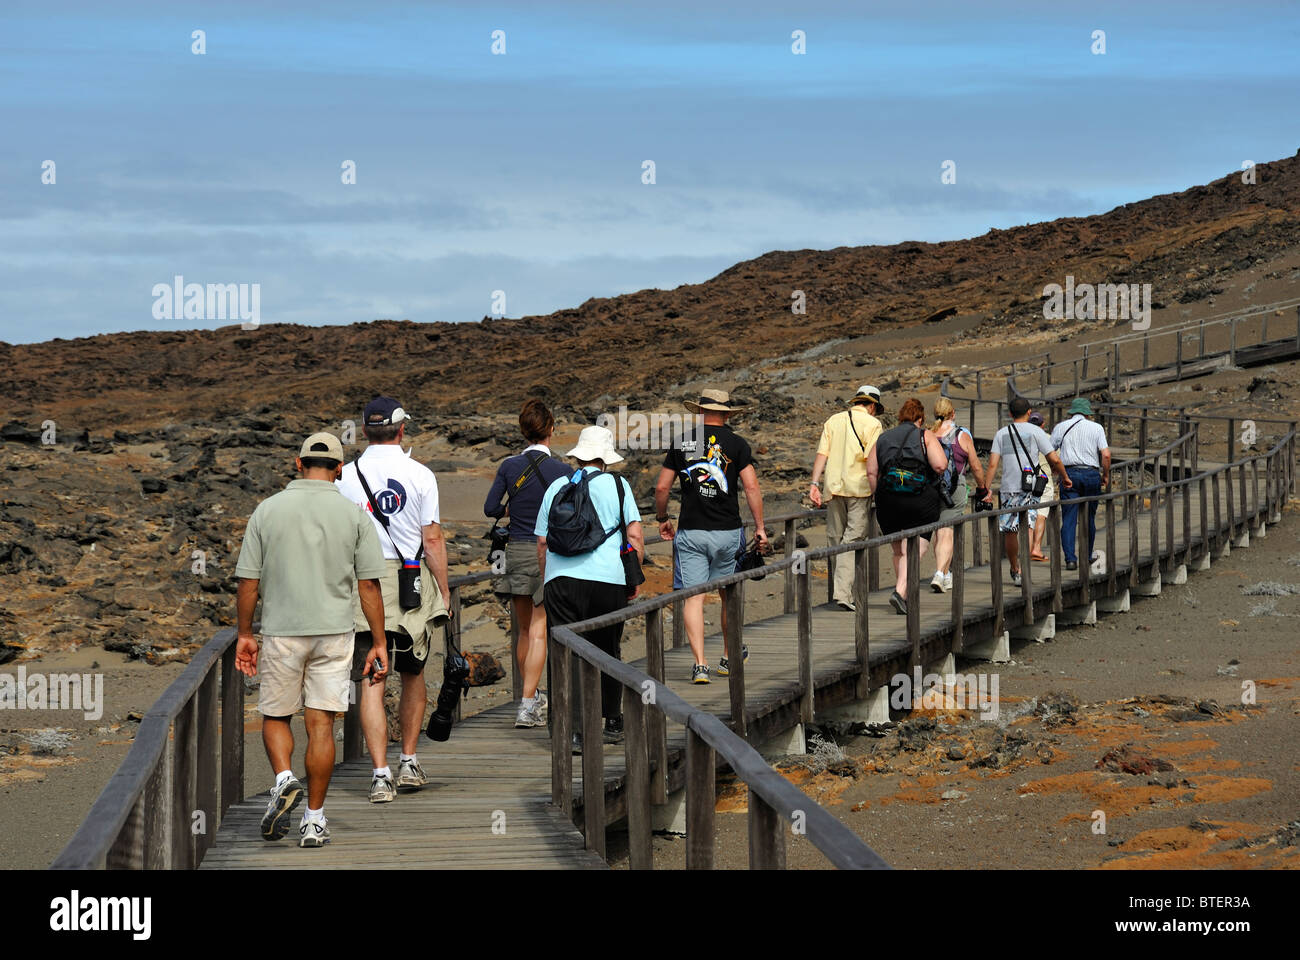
[{"left": 672, "top": 527, "right": 745, "bottom": 589}]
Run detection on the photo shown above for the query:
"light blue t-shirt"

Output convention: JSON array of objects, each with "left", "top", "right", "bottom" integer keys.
[{"left": 535, "top": 467, "right": 642, "bottom": 587}]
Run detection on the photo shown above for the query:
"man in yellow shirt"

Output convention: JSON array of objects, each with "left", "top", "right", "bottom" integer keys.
[{"left": 808, "top": 385, "right": 884, "bottom": 611}]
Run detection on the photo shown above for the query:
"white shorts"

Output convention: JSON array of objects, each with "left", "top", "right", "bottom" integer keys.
[{"left": 258, "top": 631, "right": 354, "bottom": 716}]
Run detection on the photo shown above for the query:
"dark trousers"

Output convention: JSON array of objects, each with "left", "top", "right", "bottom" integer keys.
[
  {"left": 544, "top": 576, "right": 627, "bottom": 724},
  {"left": 1061, "top": 467, "right": 1102, "bottom": 563}
]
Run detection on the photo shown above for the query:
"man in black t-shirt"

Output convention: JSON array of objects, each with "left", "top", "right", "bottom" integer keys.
[{"left": 654, "top": 389, "right": 767, "bottom": 684}]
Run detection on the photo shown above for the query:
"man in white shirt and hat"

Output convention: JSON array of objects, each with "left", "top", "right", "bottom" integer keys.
[{"left": 1051, "top": 397, "right": 1111, "bottom": 571}]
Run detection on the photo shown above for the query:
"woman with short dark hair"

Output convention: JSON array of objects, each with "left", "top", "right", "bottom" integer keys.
[
  {"left": 866, "top": 397, "right": 949, "bottom": 615},
  {"left": 484, "top": 400, "right": 570, "bottom": 728}
]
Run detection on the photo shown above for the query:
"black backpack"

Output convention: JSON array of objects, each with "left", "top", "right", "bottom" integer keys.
[
  {"left": 881, "top": 425, "right": 933, "bottom": 496},
  {"left": 545, "top": 469, "right": 621, "bottom": 557}
]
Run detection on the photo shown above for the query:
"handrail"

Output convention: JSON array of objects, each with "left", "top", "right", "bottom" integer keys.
[{"left": 548, "top": 622, "right": 890, "bottom": 869}]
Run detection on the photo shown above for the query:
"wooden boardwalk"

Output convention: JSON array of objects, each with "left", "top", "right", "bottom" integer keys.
[{"left": 199, "top": 466, "right": 1256, "bottom": 867}]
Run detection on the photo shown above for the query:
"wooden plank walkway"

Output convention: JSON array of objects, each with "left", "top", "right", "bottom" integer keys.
[{"left": 200, "top": 464, "right": 1255, "bottom": 867}]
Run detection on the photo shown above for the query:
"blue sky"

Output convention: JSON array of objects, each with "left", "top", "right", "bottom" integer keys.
[{"left": 1, "top": 0, "right": 1297, "bottom": 343}]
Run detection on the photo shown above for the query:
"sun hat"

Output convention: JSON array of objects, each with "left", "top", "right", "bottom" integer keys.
[
  {"left": 566, "top": 425, "right": 624, "bottom": 465},
  {"left": 364, "top": 396, "right": 412, "bottom": 427},
  {"left": 1068, "top": 397, "right": 1094, "bottom": 416},
  {"left": 299, "top": 432, "right": 344, "bottom": 462},
  {"left": 683, "top": 388, "right": 748, "bottom": 415},
  {"left": 851, "top": 384, "right": 882, "bottom": 405}
]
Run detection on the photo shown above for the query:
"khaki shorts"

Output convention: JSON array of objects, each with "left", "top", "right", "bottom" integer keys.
[
  {"left": 494, "top": 539, "right": 544, "bottom": 605},
  {"left": 258, "top": 631, "right": 354, "bottom": 716}
]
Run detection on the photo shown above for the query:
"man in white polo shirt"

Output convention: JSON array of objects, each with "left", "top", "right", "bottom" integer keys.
[
  {"left": 1052, "top": 397, "right": 1111, "bottom": 571},
  {"left": 337, "top": 396, "right": 450, "bottom": 803}
]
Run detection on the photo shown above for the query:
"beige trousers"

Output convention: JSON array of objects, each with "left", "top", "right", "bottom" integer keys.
[{"left": 826, "top": 495, "right": 871, "bottom": 605}]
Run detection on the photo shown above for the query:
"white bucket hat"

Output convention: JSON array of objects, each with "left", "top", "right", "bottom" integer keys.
[{"left": 566, "top": 425, "right": 624, "bottom": 465}]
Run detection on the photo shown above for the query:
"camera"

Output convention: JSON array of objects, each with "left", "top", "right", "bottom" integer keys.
[
  {"left": 425, "top": 641, "right": 472, "bottom": 742},
  {"left": 973, "top": 489, "right": 992, "bottom": 512}
]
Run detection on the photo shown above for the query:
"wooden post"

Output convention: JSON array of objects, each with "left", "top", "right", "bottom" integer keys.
[
  {"left": 1230, "top": 318, "right": 1237, "bottom": 366},
  {"left": 951, "top": 521, "right": 965, "bottom": 652},
  {"left": 143, "top": 735, "right": 174, "bottom": 870},
  {"left": 783, "top": 518, "right": 796, "bottom": 614},
  {"left": 747, "top": 795, "right": 786, "bottom": 870},
  {"left": 1142, "top": 330, "right": 1150, "bottom": 370},
  {"left": 645, "top": 609, "right": 667, "bottom": 805},
  {"left": 220, "top": 643, "right": 243, "bottom": 820},
  {"left": 1076, "top": 498, "right": 1090, "bottom": 604},
  {"left": 906, "top": 537, "right": 921, "bottom": 669},
  {"left": 798, "top": 568, "right": 814, "bottom": 724},
  {"left": 1112, "top": 342, "right": 1120, "bottom": 391},
  {"left": 622, "top": 690, "right": 652, "bottom": 870},
  {"left": 1017, "top": 512, "right": 1034, "bottom": 626},
  {"left": 172, "top": 698, "right": 198, "bottom": 870},
  {"left": 1238, "top": 462, "right": 1249, "bottom": 536},
  {"left": 1049, "top": 502, "right": 1063, "bottom": 613},
  {"left": 722, "top": 584, "right": 746, "bottom": 740},
  {"left": 854, "top": 548, "right": 870, "bottom": 699},
  {"left": 580, "top": 658, "right": 605, "bottom": 856},
  {"left": 1180, "top": 437, "right": 1191, "bottom": 564},
  {"left": 343, "top": 680, "right": 363, "bottom": 763},
  {"left": 972, "top": 509, "right": 984, "bottom": 567},
  {"left": 1252, "top": 458, "right": 1261, "bottom": 526},
  {"left": 988, "top": 514, "right": 1004, "bottom": 637},
  {"left": 1149, "top": 480, "right": 1160, "bottom": 576},
  {"left": 1199, "top": 474, "right": 1209, "bottom": 562},
  {"left": 1224, "top": 457, "right": 1236, "bottom": 541},
  {"left": 1128, "top": 492, "right": 1141, "bottom": 588},
  {"left": 1165, "top": 450, "right": 1175, "bottom": 569},
  {"left": 685, "top": 727, "right": 715, "bottom": 870},
  {"left": 448, "top": 586, "right": 463, "bottom": 721},
  {"left": 671, "top": 597, "right": 685, "bottom": 649},
  {"left": 1176, "top": 330, "right": 1183, "bottom": 378},
  {"left": 867, "top": 507, "right": 881, "bottom": 592},
  {"left": 196, "top": 668, "right": 220, "bottom": 862},
  {"left": 1138, "top": 410, "right": 1148, "bottom": 461},
  {"left": 549, "top": 636, "right": 572, "bottom": 815},
  {"left": 1073, "top": 358, "right": 1080, "bottom": 396},
  {"left": 1227, "top": 416, "right": 1236, "bottom": 467},
  {"left": 1105, "top": 497, "right": 1118, "bottom": 594}
]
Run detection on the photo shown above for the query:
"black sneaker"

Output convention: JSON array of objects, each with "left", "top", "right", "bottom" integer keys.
[
  {"left": 1065, "top": 560, "right": 1078, "bottom": 571},
  {"left": 889, "top": 591, "right": 907, "bottom": 616},
  {"left": 716, "top": 645, "right": 749, "bottom": 677},
  {"left": 602, "top": 716, "right": 625, "bottom": 745}
]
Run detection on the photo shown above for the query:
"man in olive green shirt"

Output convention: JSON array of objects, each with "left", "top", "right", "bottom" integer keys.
[
  {"left": 234, "top": 432, "right": 388, "bottom": 848},
  {"left": 809, "top": 385, "right": 884, "bottom": 611}
]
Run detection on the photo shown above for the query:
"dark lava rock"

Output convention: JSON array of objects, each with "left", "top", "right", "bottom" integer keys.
[
  {"left": 140, "top": 478, "right": 168, "bottom": 494},
  {"left": 0, "top": 421, "right": 41, "bottom": 443}
]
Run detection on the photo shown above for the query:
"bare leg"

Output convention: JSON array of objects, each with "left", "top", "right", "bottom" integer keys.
[
  {"left": 360, "top": 673, "right": 388, "bottom": 769},
  {"left": 683, "top": 593, "right": 706, "bottom": 665},
  {"left": 1030, "top": 515, "right": 1047, "bottom": 558},
  {"left": 1005, "top": 531, "right": 1020, "bottom": 575},
  {"left": 399, "top": 670, "right": 427, "bottom": 756},
  {"left": 933, "top": 527, "right": 953, "bottom": 576},
  {"left": 892, "top": 541, "right": 906, "bottom": 596},
  {"left": 515, "top": 596, "right": 547, "bottom": 700},
  {"left": 262, "top": 716, "right": 294, "bottom": 776},
  {"left": 303, "top": 708, "right": 335, "bottom": 810}
]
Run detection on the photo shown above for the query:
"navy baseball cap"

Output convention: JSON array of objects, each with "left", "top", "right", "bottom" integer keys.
[{"left": 363, "top": 396, "right": 412, "bottom": 426}]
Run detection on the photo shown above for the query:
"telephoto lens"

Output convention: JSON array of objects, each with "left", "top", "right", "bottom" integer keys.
[{"left": 426, "top": 644, "right": 472, "bottom": 742}]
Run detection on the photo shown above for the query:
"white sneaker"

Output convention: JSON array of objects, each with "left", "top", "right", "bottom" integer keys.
[
  {"left": 943, "top": 573, "right": 953, "bottom": 592},
  {"left": 299, "top": 818, "right": 330, "bottom": 848},
  {"left": 369, "top": 773, "right": 395, "bottom": 803},
  {"left": 930, "top": 571, "right": 946, "bottom": 593},
  {"left": 396, "top": 758, "right": 427, "bottom": 791}
]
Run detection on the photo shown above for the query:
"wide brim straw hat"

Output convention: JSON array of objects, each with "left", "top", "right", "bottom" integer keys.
[
  {"left": 566, "top": 425, "right": 624, "bottom": 465},
  {"left": 683, "top": 388, "right": 749, "bottom": 415}
]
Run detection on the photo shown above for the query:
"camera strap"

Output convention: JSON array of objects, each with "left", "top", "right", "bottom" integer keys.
[
  {"left": 355, "top": 452, "right": 423, "bottom": 566},
  {"left": 846, "top": 405, "right": 869, "bottom": 453},
  {"left": 1008, "top": 424, "right": 1035, "bottom": 475},
  {"left": 504, "top": 451, "right": 548, "bottom": 504}
]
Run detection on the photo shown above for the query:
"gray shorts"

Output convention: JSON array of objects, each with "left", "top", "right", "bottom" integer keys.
[
  {"left": 494, "top": 539, "right": 544, "bottom": 605},
  {"left": 672, "top": 527, "right": 744, "bottom": 589},
  {"left": 938, "top": 479, "right": 969, "bottom": 524}
]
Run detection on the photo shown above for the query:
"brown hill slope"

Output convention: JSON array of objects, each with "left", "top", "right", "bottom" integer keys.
[{"left": 3, "top": 150, "right": 1300, "bottom": 433}]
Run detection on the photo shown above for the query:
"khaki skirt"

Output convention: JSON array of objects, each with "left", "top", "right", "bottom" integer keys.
[{"left": 352, "top": 558, "right": 448, "bottom": 662}]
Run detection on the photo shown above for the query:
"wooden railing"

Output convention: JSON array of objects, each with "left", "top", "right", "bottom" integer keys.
[
  {"left": 51, "top": 627, "right": 244, "bottom": 869},
  {"left": 964, "top": 299, "right": 1300, "bottom": 399}
]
